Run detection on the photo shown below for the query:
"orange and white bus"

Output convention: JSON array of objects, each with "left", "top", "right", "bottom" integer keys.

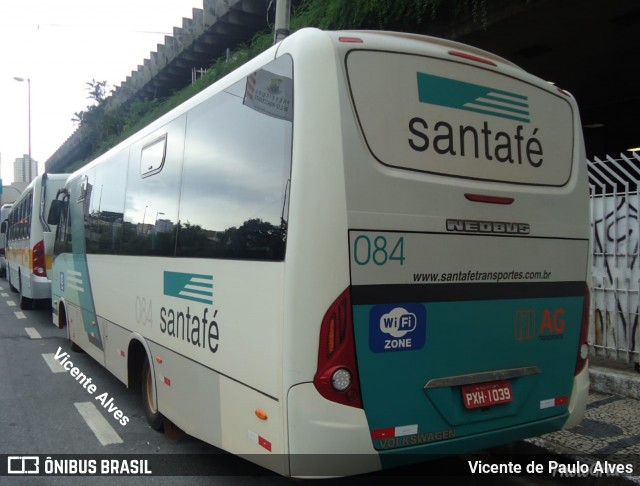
[
  {"left": 6, "top": 173, "right": 68, "bottom": 308},
  {"left": 0, "top": 203, "right": 14, "bottom": 277}
]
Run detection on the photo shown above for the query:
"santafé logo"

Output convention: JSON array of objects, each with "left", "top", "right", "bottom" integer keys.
[
  {"left": 163, "top": 271, "right": 213, "bottom": 305},
  {"left": 416, "top": 72, "right": 530, "bottom": 123}
]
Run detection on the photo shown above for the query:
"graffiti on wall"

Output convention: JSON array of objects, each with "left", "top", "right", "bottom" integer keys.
[{"left": 591, "top": 195, "right": 639, "bottom": 364}]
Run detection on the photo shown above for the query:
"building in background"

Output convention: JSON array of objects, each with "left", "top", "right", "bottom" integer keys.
[{"left": 14, "top": 154, "right": 38, "bottom": 183}]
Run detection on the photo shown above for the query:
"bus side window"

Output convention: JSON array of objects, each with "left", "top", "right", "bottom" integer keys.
[
  {"left": 79, "top": 175, "right": 89, "bottom": 202},
  {"left": 121, "top": 123, "right": 183, "bottom": 257},
  {"left": 87, "top": 151, "right": 127, "bottom": 255},
  {"left": 26, "top": 193, "right": 32, "bottom": 239},
  {"left": 176, "top": 55, "right": 293, "bottom": 261},
  {"left": 54, "top": 198, "right": 71, "bottom": 256},
  {"left": 140, "top": 135, "right": 167, "bottom": 178}
]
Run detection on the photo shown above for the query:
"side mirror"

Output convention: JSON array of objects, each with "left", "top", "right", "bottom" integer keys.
[{"left": 48, "top": 200, "right": 63, "bottom": 226}]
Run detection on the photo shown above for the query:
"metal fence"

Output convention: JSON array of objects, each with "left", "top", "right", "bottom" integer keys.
[{"left": 588, "top": 152, "right": 640, "bottom": 367}]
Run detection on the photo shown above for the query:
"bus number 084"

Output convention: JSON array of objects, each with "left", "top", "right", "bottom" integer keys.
[
  {"left": 135, "top": 297, "right": 153, "bottom": 327},
  {"left": 353, "top": 235, "right": 405, "bottom": 266}
]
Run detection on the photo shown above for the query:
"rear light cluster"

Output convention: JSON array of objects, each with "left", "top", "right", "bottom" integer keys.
[
  {"left": 448, "top": 49, "right": 497, "bottom": 66},
  {"left": 575, "top": 283, "right": 590, "bottom": 376},
  {"left": 32, "top": 239, "right": 47, "bottom": 277},
  {"left": 338, "top": 36, "right": 363, "bottom": 44},
  {"left": 313, "top": 288, "right": 363, "bottom": 408},
  {"left": 464, "top": 193, "right": 514, "bottom": 205}
]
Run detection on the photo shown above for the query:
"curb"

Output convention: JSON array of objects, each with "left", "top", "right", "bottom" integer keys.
[{"left": 589, "top": 365, "right": 640, "bottom": 400}]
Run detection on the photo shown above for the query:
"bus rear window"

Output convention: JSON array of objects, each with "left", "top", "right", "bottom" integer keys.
[{"left": 345, "top": 50, "right": 574, "bottom": 186}]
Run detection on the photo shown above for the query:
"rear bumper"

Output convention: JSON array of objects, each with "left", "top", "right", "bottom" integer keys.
[
  {"left": 29, "top": 274, "right": 52, "bottom": 300},
  {"left": 287, "top": 383, "right": 380, "bottom": 477},
  {"left": 562, "top": 362, "right": 589, "bottom": 429},
  {"left": 287, "top": 373, "right": 586, "bottom": 477},
  {"left": 373, "top": 412, "right": 569, "bottom": 473}
]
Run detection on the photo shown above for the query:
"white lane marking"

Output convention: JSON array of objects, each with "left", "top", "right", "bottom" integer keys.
[
  {"left": 1, "top": 292, "right": 8, "bottom": 297},
  {"left": 74, "top": 402, "right": 123, "bottom": 446},
  {"left": 7, "top": 300, "right": 16, "bottom": 307},
  {"left": 14, "top": 311, "right": 27, "bottom": 319},
  {"left": 25, "top": 327, "right": 41, "bottom": 339},
  {"left": 42, "top": 353, "right": 66, "bottom": 373}
]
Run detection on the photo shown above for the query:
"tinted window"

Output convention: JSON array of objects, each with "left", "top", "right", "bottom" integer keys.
[
  {"left": 121, "top": 117, "right": 185, "bottom": 256},
  {"left": 86, "top": 150, "right": 128, "bottom": 254},
  {"left": 54, "top": 196, "right": 71, "bottom": 256},
  {"left": 12, "top": 193, "right": 33, "bottom": 240},
  {"left": 80, "top": 168, "right": 97, "bottom": 251},
  {"left": 176, "top": 55, "right": 293, "bottom": 261},
  {"left": 140, "top": 135, "right": 166, "bottom": 178}
]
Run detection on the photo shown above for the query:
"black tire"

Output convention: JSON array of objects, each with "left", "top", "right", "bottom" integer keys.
[
  {"left": 142, "top": 359, "right": 164, "bottom": 431},
  {"left": 61, "top": 305, "right": 83, "bottom": 352},
  {"left": 8, "top": 272, "right": 17, "bottom": 292},
  {"left": 18, "top": 276, "right": 32, "bottom": 310}
]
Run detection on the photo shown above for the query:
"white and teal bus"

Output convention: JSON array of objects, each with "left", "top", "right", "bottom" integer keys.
[
  {"left": 5, "top": 173, "right": 68, "bottom": 309},
  {"left": 49, "top": 28, "right": 590, "bottom": 477}
]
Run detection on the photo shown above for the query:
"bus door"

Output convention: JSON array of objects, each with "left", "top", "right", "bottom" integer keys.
[{"left": 52, "top": 176, "right": 105, "bottom": 364}]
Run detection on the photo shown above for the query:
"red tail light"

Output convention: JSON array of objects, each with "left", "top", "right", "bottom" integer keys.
[
  {"left": 0, "top": 248, "right": 4, "bottom": 256},
  {"left": 575, "top": 283, "right": 590, "bottom": 375},
  {"left": 464, "top": 193, "right": 514, "bottom": 205},
  {"left": 338, "top": 37, "right": 363, "bottom": 43},
  {"left": 314, "top": 288, "right": 363, "bottom": 408},
  {"left": 448, "top": 50, "right": 497, "bottom": 66},
  {"left": 33, "top": 239, "right": 47, "bottom": 277}
]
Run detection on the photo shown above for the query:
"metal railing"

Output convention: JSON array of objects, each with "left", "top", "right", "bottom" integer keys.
[{"left": 588, "top": 152, "right": 640, "bottom": 366}]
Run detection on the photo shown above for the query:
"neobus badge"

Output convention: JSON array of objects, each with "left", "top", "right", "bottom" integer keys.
[
  {"left": 369, "top": 304, "right": 426, "bottom": 353},
  {"left": 446, "top": 219, "right": 530, "bottom": 235}
]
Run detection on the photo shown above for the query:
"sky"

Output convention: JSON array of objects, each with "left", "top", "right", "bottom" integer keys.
[{"left": 0, "top": 0, "right": 205, "bottom": 185}]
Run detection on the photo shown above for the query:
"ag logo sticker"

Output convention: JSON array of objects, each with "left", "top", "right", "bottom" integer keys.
[{"left": 369, "top": 304, "right": 426, "bottom": 353}]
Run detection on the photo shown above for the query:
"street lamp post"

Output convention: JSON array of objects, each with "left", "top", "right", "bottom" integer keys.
[
  {"left": 13, "top": 77, "right": 32, "bottom": 171},
  {"left": 141, "top": 205, "right": 148, "bottom": 234},
  {"left": 273, "top": 0, "right": 291, "bottom": 43}
]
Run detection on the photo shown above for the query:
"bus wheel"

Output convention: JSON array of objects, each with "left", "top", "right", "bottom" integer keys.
[
  {"left": 18, "top": 277, "right": 32, "bottom": 310},
  {"left": 142, "top": 359, "right": 164, "bottom": 432},
  {"left": 8, "top": 272, "right": 17, "bottom": 292},
  {"left": 61, "top": 306, "right": 82, "bottom": 352}
]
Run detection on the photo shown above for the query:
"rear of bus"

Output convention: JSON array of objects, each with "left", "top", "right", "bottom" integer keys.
[
  {"left": 283, "top": 30, "right": 589, "bottom": 476},
  {"left": 7, "top": 174, "right": 68, "bottom": 303},
  {"left": 0, "top": 204, "right": 13, "bottom": 277}
]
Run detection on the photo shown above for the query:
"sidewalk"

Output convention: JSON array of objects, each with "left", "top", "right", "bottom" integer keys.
[{"left": 525, "top": 360, "right": 640, "bottom": 483}]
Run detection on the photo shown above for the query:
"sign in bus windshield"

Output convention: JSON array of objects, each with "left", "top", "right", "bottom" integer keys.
[{"left": 346, "top": 50, "right": 575, "bottom": 186}]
